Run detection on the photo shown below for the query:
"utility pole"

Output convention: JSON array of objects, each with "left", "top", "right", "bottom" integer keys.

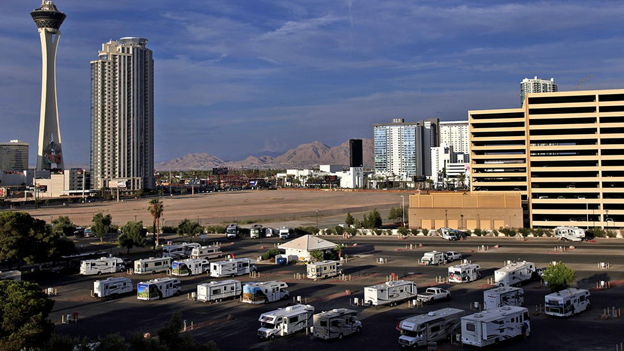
[{"left": 401, "top": 195, "right": 405, "bottom": 227}]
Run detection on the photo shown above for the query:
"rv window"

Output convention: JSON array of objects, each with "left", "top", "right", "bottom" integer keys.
[
  {"left": 466, "top": 323, "right": 475, "bottom": 332},
  {"left": 580, "top": 296, "right": 585, "bottom": 302},
  {"left": 155, "top": 262, "right": 162, "bottom": 267},
  {"left": 213, "top": 289, "right": 221, "bottom": 294},
  {"left": 331, "top": 320, "right": 340, "bottom": 327},
  {"left": 231, "top": 286, "right": 234, "bottom": 291},
  {"left": 289, "top": 316, "right": 298, "bottom": 323},
  {"left": 523, "top": 312, "right": 529, "bottom": 321},
  {"left": 320, "top": 320, "right": 327, "bottom": 327}
]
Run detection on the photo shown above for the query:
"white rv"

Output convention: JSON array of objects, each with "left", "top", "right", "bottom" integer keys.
[
  {"left": 226, "top": 224, "right": 239, "bottom": 239},
  {"left": 250, "top": 224, "right": 264, "bottom": 239},
  {"left": 210, "top": 258, "right": 257, "bottom": 278},
  {"left": 133, "top": 257, "right": 172, "bottom": 275},
  {"left": 279, "top": 227, "right": 291, "bottom": 239},
  {"left": 448, "top": 263, "right": 481, "bottom": 283},
  {"left": 242, "top": 281, "right": 289, "bottom": 304},
  {"left": 197, "top": 280, "right": 242, "bottom": 303},
  {"left": 397, "top": 308, "right": 464, "bottom": 348},
  {"left": 257, "top": 304, "right": 315, "bottom": 340},
  {"left": 313, "top": 308, "right": 362, "bottom": 340},
  {"left": 439, "top": 227, "right": 459, "bottom": 241},
  {"left": 93, "top": 277, "right": 133, "bottom": 299},
  {"left": 0, "top": 270, "right": 22, "bottom": 281},
  {"left": 364, "top": 280, "right": 417, "bottom": 307},
  {"left": 544, "top": 288, "right": 590, "bottom": 317},
  {"left": 162, "top": 242, "right": 200, "bottom": 259},
  {"left": 494, "top": 261, "right": 536, "bottom": 287},
  {"left": 137, "top": 277, "right": 182, "bottom": 300},
  {"left": 190, "top": 245, "right": 222, "bottom": 260},
  {"left": 420, "top": 251, "right": 446, "bottom": 265},
  {"left": 79, "top": 257, "right": 125, "bottom": 275},
  {"left": 483, "top": 287, "right": 524, "bottom": 310},
  {"left": 554, "top": 226, "right": 585, "bottom": 242},
  {"left": 307, "top": 260, "right": 342, "bottom": 279},
  {"left": 171, "top": 258, "right": 210, "bottom": 276},
  {"left": 461, "top": 306, "right": 530, "bottom": 347}
]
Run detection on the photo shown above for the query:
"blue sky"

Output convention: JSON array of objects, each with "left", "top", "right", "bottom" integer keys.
[{"left": 2, "top": 0, "right": 624, "bottom": 164}]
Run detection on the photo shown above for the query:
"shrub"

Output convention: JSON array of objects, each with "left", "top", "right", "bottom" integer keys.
[
  {"left": 398, "top": 227, "right": 409, "bottom": 236},
  {"left": 205, "top": 225, "right": 226, "bottom": 234},
  {"left": 588, "top": 228, "right": 606, "bottom": 238},
  {"left": 491, "top": 229, "right": 499, "bottom": 236},
  {"left": 295, "top": 226, "right": 318, "bottom": 235},
  {"left": 499, "top": 228, "right": 516, "bottom": 237},
  {"left": 261, "top": 248, "right": 281, "bottom": 261},
  {"left": 473, "top": 228, "right": 483, "bottom": 236},
  {"left": 421, "top": 228, "right": 429, "bottom": 236},
  {"left": 606, "top": 229, "right": 617, "bottom": 238},
  {"left": 518, "top": 228, "right": 531, "bottom": 237},
  {"left": 161, "top": 225, "right": 177, "bottom": 234},
  {"left": 543, "top": 261, "right": 575, "bottom": 292}
]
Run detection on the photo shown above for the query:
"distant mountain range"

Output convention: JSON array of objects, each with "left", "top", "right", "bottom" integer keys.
[{"left": 155, "top": 139, "right": 374, "bottom": 171}]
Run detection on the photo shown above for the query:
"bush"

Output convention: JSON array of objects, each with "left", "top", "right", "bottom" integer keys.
[
  {"left": 398, "top": 227, "right": 409, "bottom": 236},
  {"left": 161, "top": 225, "right": 177, "bottom": 234},
  {"left": 345, "top": 227, "right": 357, "bottom": 236},
  {"left": 204, "top": 225, "right": 226, "bottom": 234},
  {"left": 295, "top": 226, "right": 318, "bottom": 235},
  {"left": 543, "top": 261, "right": 575, "bottom": 292},
  {"left": 492, "top": 229, "right": 499, "bottom": 236},
  {"left": 518, "top": 228, "right": 531, "bottom": 237},
  {"left": 606, "top": 229, "right": 617, "bottom": 238},
  {"left": 421, "top": 228, "right": 429, "bottom": 236},
  {"left": 532, "top": 228, "right": 552, "bottom": 237},
  {"left": 261, "top": 248, "right": 281, "bottom": 261},
  {"left": 499, "top": 228, "right": 516, "bottom": 237},
  {"left": 473, "top": 228, "right": 483, "bottom": 236},
  {"left": 588, "top": 228, "right": 606, "bottom": 238}
]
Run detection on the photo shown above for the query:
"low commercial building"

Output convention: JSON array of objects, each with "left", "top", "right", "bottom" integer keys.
[{"left": 278, "top": 235, "right": 336, "bottom": 261}]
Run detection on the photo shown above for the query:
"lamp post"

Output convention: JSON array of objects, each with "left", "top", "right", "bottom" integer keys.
[
  {"left": 400, "top": 195, "right": 405, "bottom": 228},
  {"left": 605, "top": 209, "right": 609, "bottom": 230},
  {"left": 585, "top": 198, "right": 589, "bottom": 230},
  {"left": 316, "top": 210, "right": 319, "bottom": 231},
  {"left": 477, "top": 213, "right": 480, "bottom": 229},
  {"left": 460, "top": 214, "right": 464, "bottom": 230},
  {"left": 445, "top": 210, "right": 448, "bottom": 228}
]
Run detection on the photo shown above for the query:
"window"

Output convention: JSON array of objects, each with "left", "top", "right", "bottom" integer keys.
[
  {"left": 466, "top": 323, "right": 475, "bottom": 332},
  {"left": 430, "top": 325, "right": 440, "bottom": 333},
  {"left": 289, "top": 316, "right": 298, "bottom": 323}
]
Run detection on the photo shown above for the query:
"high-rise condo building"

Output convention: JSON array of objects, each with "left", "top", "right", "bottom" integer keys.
[
  {"left": 440, "top": 121, "right": 469, "bottom": 155},
  {"left": 520, "top": 76, "right": 557, "bottom": 106},
  {"left": 90, "top": 38, "right": 154, "bottom": 191},
  {"left": 0, "top": 140, "right": 29, "bottom": 171}
]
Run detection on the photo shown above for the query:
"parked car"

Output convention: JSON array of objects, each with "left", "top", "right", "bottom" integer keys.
[
  {"left": 445, "top": 251, "right": 462, "bottom": 262},
  {"left": 73, "top": 226, "right": 85, "bottom": 237}
]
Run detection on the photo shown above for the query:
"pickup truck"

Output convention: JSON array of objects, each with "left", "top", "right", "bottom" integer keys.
[
  {"left": 444, "top": 251, "right": 462, "bottom": 262},
  {"left": 416, "top": 287, "right": 451, "bottom": 304}
]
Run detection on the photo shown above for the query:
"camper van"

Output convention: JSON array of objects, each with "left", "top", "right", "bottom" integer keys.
[
  {"left": 93, "top": 277, "right": 133, "bottom": 299},
  {"left": 279, "top": 227, "right": 292, "bottom": 239},
  {"left": 265, "top": 227, "right": 275, "bottom": 238},
  {"left": 483, "top": 287, "right": 524, "bottom": 310},
  {"left": 397, "top": 308, "right": 464, "bottom": 348},
  {"left": 461, "top": 306, "right": 530, "bottom": 347},
  {"left": 364, "top": 280, "right": 417, "bottom": 307},
  {"left": 133, "top": 257, "right": 172, "bottom": 274},
  {"left": 307, "top": 260, "right": 342, "bottom": 279},
  {"left": 257, "top": 304, "right": 315, "bottom": 340},
  {"left": 226, "top": 224, "right": 240, "bottom": 239},
  {"left": 544, "top": 288, "right": 590, "bottom": 317},
  {"left": 210, "top": 258, "right": 257, "bottom": 278},
  {"left": 420, "top": 251, "right": 446, "bottom": 265},
  {"left": 313, "top": 308, "right": 362, "bottom": 340},
  {"left": 190, "top": 245, "right": 222, "bottom": 260},
  {"left": 554, "top": 226, "right": 585, "bottom": 242},
  {"left": 250, "top": 224, "right": 264, "bottom": 239},
  {"left": 494, "top": 261, "right": 536, "bottom": 287},
  {"left": 448, "top": 263, "right": 481, "bottom": 283},
  {"left": 171, "top": 258, "right": 210, "bottom": 276},
  {"left": 137, "top": 278, "right": 181, "bottom": 301},
  {"left": 162, "top": 242, "right": 200, "bottom": 259},
  {"left": 242, "top": 281, "right": 289, "bottom": 304},
  {"left": 197, "top": 280, "right": 242, "bottom": 303},
  {"left": 439, "top": 227, "right": 459, "bottom": 241},
  {"left": 79, "top": 257, "right": 125, "bottom": 275}
]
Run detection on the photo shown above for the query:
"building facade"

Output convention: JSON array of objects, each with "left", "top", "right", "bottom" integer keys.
[
  {"left": 90, "top": 37, "right": 154, "bottom": 191},
  {"left": 520, "top": 76, "right": 558, "bottom": 106},
  {"left": 440, "top": 121, "right": 470, "bottom": 155},
  {"left": 0, "top": 140, "right": 28, "bottom": 171}
]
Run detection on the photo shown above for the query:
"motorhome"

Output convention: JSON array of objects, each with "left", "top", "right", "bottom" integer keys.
[
  {"left": 313, "top": 308, "right": 362, "bottom": 340},
  {"left": 137, "top": 278, "right": 182, "bottom": 301},
  {"left": 133, "top": 257, "right": 172, "bottom": 275},
  {"left": 364, "top": 280, "right": 417, "bottom": 307},
  {"left": 171, "top": 258, "right": 210, "bottom": 276},
  {"left": 420, "top": 251, "right": 446, "bottom": 265},
  {"left": 448, "top": 263, "right": 481, "bottom": 283},
  {"left": 79, "top": 257, "right": 125, "bottom": 275},
  {"left": 494, "top": 261, "right": 536, "bottom": 287},
  {"left": 439, "top": 227, "right": 459, "bottom": 241},
  {"left": 257, "top": 304, "right": 315, "bottom": 340},
  {"left": 93, "top": 277, "right": 133, "bottom": 299},
  {"left": 397, "top": 308, "right": 464, "bottom": 348},
  {"left": 544, "top": 288, "right": 590, "bottom": 317},
  {"left": 190, "top": 245, "right": 222, "bottom": 260},
  {"left": 242, "top": 281, "right": 289, "bottom": 304},
  {"left": 162, "top": 242, "right": 200, "bottom": 259},
  {"left": 483, "top": 287, "right": 524, "bottom": 310},
  {"left": 265, "top": 227, "right": 275, "bottom": 238},
  {"left": 250, "top": 224, "right": 264, "bottom": 239},
  {"left": 279, "top": 227, "right": 292, "bottom": 239},
  {"left": 210, "top": 258, "right": 257, "bottom": 278},
  {"left": 554, "top": 226, "right": 585, "bottom": 242},
  {"left": 0, "top": 270, "right": 21, "bottom": 281},
  {"left": 461, "top": 306, "right": 530, "bottom": 347},
  {"left": 197, "top": 280, "right": 242, "bottom": 303},
  {"left": 307, "top": 260, "right": 342, "bottom": 279},
  {"left": 226, "top": 224, "right": 240, "bottom": 239}
]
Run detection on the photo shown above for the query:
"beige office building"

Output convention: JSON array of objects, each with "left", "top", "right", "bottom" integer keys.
[{"left": 469, "top": 89, "right": 624, "bottom": 229}]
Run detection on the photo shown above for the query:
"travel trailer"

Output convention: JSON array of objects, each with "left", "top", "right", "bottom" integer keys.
[
  {"left": 461, "top": 306, "right": 530, "bottom": 347},
  {"left": 544, "top": 288, "right": 590, "bottom": 317},
  {"left": 93, "top": 277, "right": 133, "bottom": 299},
  {"left": 397, "top": 308, "right": 464, "bottom": 348},
  {"left": 448, "top": 263, "right": 481, "bottom": 283},
  {"left": 197, "top": 280, "right": 242, "bottom": 303},
  {"left": 162, "top": 242, "right": 200, "bottom": 259},
  {"left": 210, "top": 258, "right": 257, "bottom": 278},
  {"left": 250, "top": 224, "right": 264, "bottom": 239},
  {"left": 307, "top": 260, "right": 342, "bottom": 279},
  {"left": 190, "top": 245, "right": 222, "bottom": 260},
  {"left": 133, "top": 257, "right": 172, "bottom": 275},
  {"left": 554, "top": 226, "right": 585, "bottom": 242},
  {"left": 242, "top": 281, "right": 289, "bottom": 304},
  {"left": 364, "top": 280, "right": 417, "bottom": 307},
  {"left": 483, "top": 287, "right": 524, "bottom": 310},
  {"left": 171, "top": 258, "right": 210, "bottom": 276},
  {"left": 137, "top": 278, "right": 181, "bottom": 301},
  {"left": 494, "top": 261, "right": 536, "bottom": 287},
  {"left": 257, "top": 304, "right": 315, "bottom": 340},
  {"left": 420, "top": 251, "right": 446, "bottom": 265},
  {"left": 313, "top": 308, "right": 362, "bottom": 340},
  {"left": 226, "top": 224, "right": 240, "bottom": 239},
  {"left": 79, "top": 257, "right": 125, "bottom": 275}
]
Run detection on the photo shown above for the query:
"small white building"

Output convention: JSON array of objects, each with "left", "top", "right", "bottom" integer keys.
[{"left": 278, "top": 235, "right": 336, "bottom": 261}]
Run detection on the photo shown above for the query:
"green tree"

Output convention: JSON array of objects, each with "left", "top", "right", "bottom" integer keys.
[
  {"left": 310, "top": 250, "right": 324, "bottom": 262},
  {"left": 118, "top": 221, "right": 147, "bottom": 254},
  {"left": 51, "top": 216, "right": 75, "bottom": 237},
  {"left": 176, "top": 219, "right": 203, "bottom": 241},
  {"left": 388, "top": 207, "right": 397, "bottom": 221},
  {"left": 148, "top": 198, "right": 164, "bottom": 247},
  {"left": 371, "top": 209, "right": 383, "bottom": 228},
  {"left": 345, "top": 212, "right": 355, "bottom": 226},
  {"left": 398, "top": 226, "right": 409, "bottom": 236},
  {"left": 92, "top": 212, "right": 112, "bottom": 242},
  {"left": 542, "top": 261, "right": 576, "bottom": 292}
]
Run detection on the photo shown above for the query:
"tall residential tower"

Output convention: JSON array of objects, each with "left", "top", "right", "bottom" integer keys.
[{"left": 520, "top": 76, "right": 557, "bottom": 106}]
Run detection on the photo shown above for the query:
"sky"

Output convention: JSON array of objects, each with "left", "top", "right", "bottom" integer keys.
[{"left": 2, "top": 0, "right": 624, "bottom": 165}]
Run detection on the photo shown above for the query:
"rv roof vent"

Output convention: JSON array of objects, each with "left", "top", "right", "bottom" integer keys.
[
  {"left": 501, "top": 306, "right": 511, "bottom": 310},
  {"left": 427, "top": 312, "right": 436, "bottom": 316},
  {"left": 149, "top": 257, "right": 154, "bottom": 259},
  {"left": 286, "top": 306, "right": 293, "bottom": 311},
  {"left": 474, "top": 313, "right": 483, "bottom": 318},
  {"left": 333, "top": 309, "right": 340, "bottom": 313}
]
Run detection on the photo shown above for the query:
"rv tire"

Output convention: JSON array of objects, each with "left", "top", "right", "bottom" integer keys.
[
  {"left": 98, "top": 271, "right": 102, "bottom": 275},
  {"left": 338, "top": 333, "right": 343, "bottom": 340},
  {"left": 270, "top": 335, "right": 275, "bottom": 340},
  {"left": 356, "top": 327, "right": 361, "bottom": 333}
]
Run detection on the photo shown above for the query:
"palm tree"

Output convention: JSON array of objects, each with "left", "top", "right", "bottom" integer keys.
[{"left": 148, "top": 198, "right": 164, "bottom": 247}]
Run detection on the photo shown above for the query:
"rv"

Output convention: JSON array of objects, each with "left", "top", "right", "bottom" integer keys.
[
  {"left": 265, "top": 227, "right": 275, "bottom": 238},
  {"left": 364, "top": 280, "right": 417, "bottom": 307},
  {"left": 448, "top": 263, "right": 481, "bottom": 283},
  {"left": 279, "top": 227, "right": 291, "bottom": 239},
  {"left": 397, "top": 308, "right": 464, "bottom": 348},
  {"left": 197, "top": 280, "right": 242, "bottom": 303},
  {"left": 420, "top": 251, "right": 446, "bottom": 265},
  {"left": 190, "top": 245, "right": 222, "bottom": 260},
  {"left": 483, "top": 287, "right": 524, "bottom": 310},
  {"left": 307, "top": 260, "right": 342, "bottom": 279},
  {"left": 162, "top": 242, "right": 200, "bottom": 259},
  {"left": 461, "top": 306, "right": 530, "bottom": 347},
  {"left": 210, "top": 258, "right": 257, "bottom": 278},
  {"left": 439, "top": 227, "right": 459, "bottom": 241},
  {"left": 226, "top": 224, "right": 240, "bottom": 239},
  {"left": 93, "top": 277, "right": 133, "bottom": 299},
  {"left": 313, "top": 308, "right": 362, "bottom": 340},
  {"left": 242, "top": 281, "right": 289, "bottom": 304},
  {"left": 554, "top": 226, "right": 585, "bottom": 242},
  {"left": 79, "top": 257, "right": 125, "bottom": 275},
  {"left": 0, "top": 270, "right": 22, "bottom": 281},
  {"left": 257, "top": 304, "right": 315, "bottom": 340},
  {"left": 250, "top": 224, "right": 264, "bottom": 239},
  {"left": 171, "top": 258, "right": 210, "bottom": 276},
  {"left": 137, "top": 278, "right": 182, "bottom": 300},
  {"left": 544, "top": 288, "right": 590, "bottom": 317},
  {"left": 494, "top": 261, "right": 536, "bottom": 287},
  {"left": 133, "top": 257, "right": 172, "bottom": 275}
]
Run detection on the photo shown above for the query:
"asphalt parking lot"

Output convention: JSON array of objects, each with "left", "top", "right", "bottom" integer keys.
[{"left": 34, "top": 235, "right": 624, "bottom": 351}]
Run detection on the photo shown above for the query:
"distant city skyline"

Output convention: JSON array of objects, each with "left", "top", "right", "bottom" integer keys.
[{"left": 2, "top": 1, "right": 624, "bottom": 165}]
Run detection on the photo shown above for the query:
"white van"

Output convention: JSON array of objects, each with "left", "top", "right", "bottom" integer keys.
[{"left": 420, "top": 251, "right": 446, "bottom": 265}]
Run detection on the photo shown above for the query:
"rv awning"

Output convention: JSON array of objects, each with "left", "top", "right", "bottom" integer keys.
[{"left": 278, "top": 235, "right": 336, "bottom": 252}]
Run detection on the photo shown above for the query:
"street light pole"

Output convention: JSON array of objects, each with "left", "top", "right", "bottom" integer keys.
[
  {"left": 401, "top": 195, "right": 405, "bottom": 228},
  {"left": 585, "top": 199, "right": 589, "bottom": 230},
  {"left": 445, "top": 210, "right": 448, "bottom": 228},
  {"left": 316, "top": 210, "right": 319, "bottom": 231}
]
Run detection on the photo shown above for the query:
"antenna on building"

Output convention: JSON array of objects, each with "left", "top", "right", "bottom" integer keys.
[{"left": 576, "top": 75, "right": 594, "bottom": 90}]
